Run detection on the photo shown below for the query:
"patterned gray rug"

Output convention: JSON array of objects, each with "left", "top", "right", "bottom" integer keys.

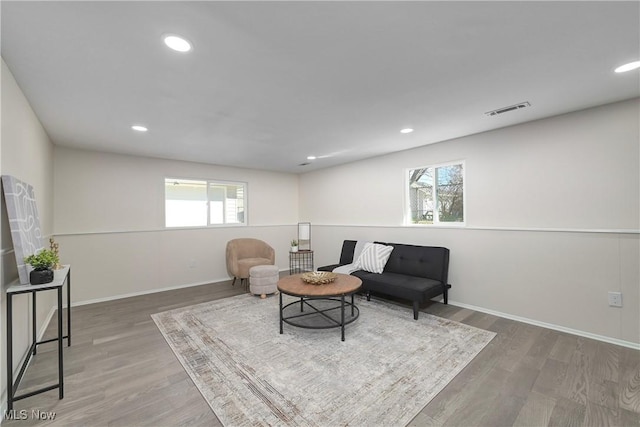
[{"left": 152, "top": 294, "right": 495, "bottom": 427}]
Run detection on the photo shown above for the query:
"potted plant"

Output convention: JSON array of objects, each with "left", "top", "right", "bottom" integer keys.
[
  {"left": 290, "top": 239, "right": 299, "bottom": 253},
  {"left": 24, "top": 249, "right": 58, "bottom": 285}
]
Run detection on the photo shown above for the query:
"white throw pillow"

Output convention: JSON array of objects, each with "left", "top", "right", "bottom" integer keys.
[{"left": 355, "top": 243, "right": 394, "bottom": 274}]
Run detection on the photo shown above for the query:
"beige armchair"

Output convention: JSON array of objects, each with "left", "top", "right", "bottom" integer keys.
[{"left": 226, "top": 238, "right": 275, "bottom": 287}]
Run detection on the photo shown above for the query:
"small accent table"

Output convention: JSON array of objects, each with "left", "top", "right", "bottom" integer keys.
[
  {"left": 6, "top": 265, "right": 71, "bottom": 411},
  {"left": 289, "top": 250, "right": 314, "bottom": 274},
  {"left": 277, "top": 273, "right": 362, "bottom": 341}
]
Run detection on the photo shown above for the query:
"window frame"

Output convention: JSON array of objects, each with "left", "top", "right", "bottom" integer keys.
[
  {"left": 164, "top": 177, "right": 248, "bottom": 228},
  {"left": 404, "top": 160, "right": 466, "bottom": 227}
]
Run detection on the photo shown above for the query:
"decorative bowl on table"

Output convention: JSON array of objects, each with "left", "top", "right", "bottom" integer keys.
[{"left": 301, "top": 271, "right": 337, "bottom": 285}]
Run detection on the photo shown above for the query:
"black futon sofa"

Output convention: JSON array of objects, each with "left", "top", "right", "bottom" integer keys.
[{"left": 318, "top": 240, "right": 451, "bottom": 320}]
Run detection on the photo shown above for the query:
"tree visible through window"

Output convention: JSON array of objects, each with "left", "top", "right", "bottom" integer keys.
[
  {"left": 165, "top": 178, "right": 246, "bottom": 227},
  {"left": 408, "top": 163, "right": 464, "bottom": 225}
]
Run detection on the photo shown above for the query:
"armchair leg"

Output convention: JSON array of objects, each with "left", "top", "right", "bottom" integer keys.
[
  {"left": 413, "top": 301, "right": 420, "bottom": 320},
  {"left": 232, "top": 277, "right": 236, "bottom": 287},
  {"left": 443, "top": 288, "right": 448, "bottom": 304}
]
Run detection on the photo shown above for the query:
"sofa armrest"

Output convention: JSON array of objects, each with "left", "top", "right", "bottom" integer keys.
[{"left": 317, "top": 263, "right": 344, "bottom": 272}]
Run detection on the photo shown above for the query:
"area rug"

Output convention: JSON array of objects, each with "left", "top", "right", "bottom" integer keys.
[{"left": 152, "top": 294, "right": 495, "bottom": 427}]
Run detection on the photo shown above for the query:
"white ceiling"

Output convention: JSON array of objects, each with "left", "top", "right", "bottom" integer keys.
[{"left": 2, "top": 1, "right": 639, "bottom": 173}]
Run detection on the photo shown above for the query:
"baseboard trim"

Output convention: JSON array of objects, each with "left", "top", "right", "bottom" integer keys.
[
  {"left": 70, "top": 269, "right": 290, "bottom": 308},
  {"left": 448, "top": 299, "right": 640, "bottom": 350},
  {"left": 70, "top": 278, "right": 232, "bottom": 307}
]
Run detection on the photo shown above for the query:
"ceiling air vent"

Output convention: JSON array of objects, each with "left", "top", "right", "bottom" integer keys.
[{"left": 485, "top": 101, "right": 531, "bottom": 117}]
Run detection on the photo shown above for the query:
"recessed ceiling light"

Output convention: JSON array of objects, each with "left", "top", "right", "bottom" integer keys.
[
  {"left": 163, "top": 34, "right": 192, "bottom": 53},
  {"left": 400, "top": 128, "right": 414, "bottom": 134},
  {"left": 307, "top": 156, "right": 317, "bottom": 160},
  {"left": 131, "top": 125, "right": 148, "bottom": 132},
  {"left": 615, "top": 61, "right": 640, "bottom": 73}
]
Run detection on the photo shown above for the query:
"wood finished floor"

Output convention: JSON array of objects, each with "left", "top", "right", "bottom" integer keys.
[{"left": 4, "top": 281, "right": 639, "bottom": 427}]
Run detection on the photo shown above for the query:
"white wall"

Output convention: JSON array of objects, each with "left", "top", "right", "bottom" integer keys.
[
  {"left": 53, "top": 147, "right": 300, "bottom": 303},
  {"left": 301, "top": 99, "right": 639, "bottom": 230},
  {"left": 1, "top": 59, "right": 56, "bottom": 405},
  {"left": 300, "top": 99, "right": 640, "bottom": 346}
]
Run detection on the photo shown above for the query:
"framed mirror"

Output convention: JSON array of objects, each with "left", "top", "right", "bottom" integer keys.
[{"left": 298, "top": 222, "right": 311, "bottom": 251}]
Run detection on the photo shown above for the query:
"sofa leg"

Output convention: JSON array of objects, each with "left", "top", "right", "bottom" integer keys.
[
  {"left": 443, "top": 288, "right": 448, "bottom": 305},
  {"left": 366, "top": 291, "right": 371, "bottom": 301},
  {"left": 413, "top": 301, "right": 420, "bottom": 320},
  {"left": 232, "top": 277, "right": 236, "bottom": 286}
]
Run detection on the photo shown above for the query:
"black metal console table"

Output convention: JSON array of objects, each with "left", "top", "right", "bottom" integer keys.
[{"left": 6, "top": 265, "right": 71, "bottom": 411}]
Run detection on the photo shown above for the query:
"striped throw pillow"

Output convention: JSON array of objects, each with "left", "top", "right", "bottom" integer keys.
[{"left": 355, "top": 243, "right": 394, "bottom": 274}]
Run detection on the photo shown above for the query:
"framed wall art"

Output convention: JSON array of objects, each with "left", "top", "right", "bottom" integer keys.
[{"left": 1, "top": 175, "right": 45, "bottom": 284}]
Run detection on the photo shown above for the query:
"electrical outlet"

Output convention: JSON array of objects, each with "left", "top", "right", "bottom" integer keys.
[{"left": 608, "top": 292, "right": 622, "bottom": 307}]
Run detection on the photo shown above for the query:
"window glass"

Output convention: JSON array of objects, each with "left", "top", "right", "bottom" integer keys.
[
  {"left": 436, "top": 164, "right": 464, "bottom": 223},
  {"left": 409, "top": 168, "right": 434, "bottom": 224},
  {"left": 208, "top": 185, "right": 225, "bottom": 224},
  {"left": 165, "top": 178, "right": 246, "bottom": 227},
  {"left": 407, "top": 162, "right": 464, "bottom": 225},
  {"left": 165, "top": 179, "right": 207, "bottom": 227}
]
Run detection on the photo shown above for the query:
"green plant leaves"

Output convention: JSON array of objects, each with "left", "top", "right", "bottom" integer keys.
[{"left": 24, "top": 249, "right": 59, "bottom": 270}]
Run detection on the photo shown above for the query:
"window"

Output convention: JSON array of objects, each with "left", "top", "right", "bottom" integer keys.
[
  {"left": 407, "top": 162, "right": 464, "bottom": 225},
  {"left": 165, "top": 178, "right": 246, "bottom": 227}
]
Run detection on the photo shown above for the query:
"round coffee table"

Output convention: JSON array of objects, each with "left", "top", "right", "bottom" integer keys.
[{"left": 277, "top": 273, "right": 362, "bottom": 341}]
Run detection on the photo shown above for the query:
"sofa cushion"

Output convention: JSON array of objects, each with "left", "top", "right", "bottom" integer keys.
[
  {"left": 383, "top": 243, "right": 450, "bottom": 283},
  {"left": 352, "top": 271, "right": 443, "bottom": 302},
  {"left": 355, "top": 243, "right": 394, "bottom": 274},
  {"left": 338, "top": 240, "right": 357, "bottom": 264},
  {"left": 317, "top": 264, "right": 343, "bottom": 272}
]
